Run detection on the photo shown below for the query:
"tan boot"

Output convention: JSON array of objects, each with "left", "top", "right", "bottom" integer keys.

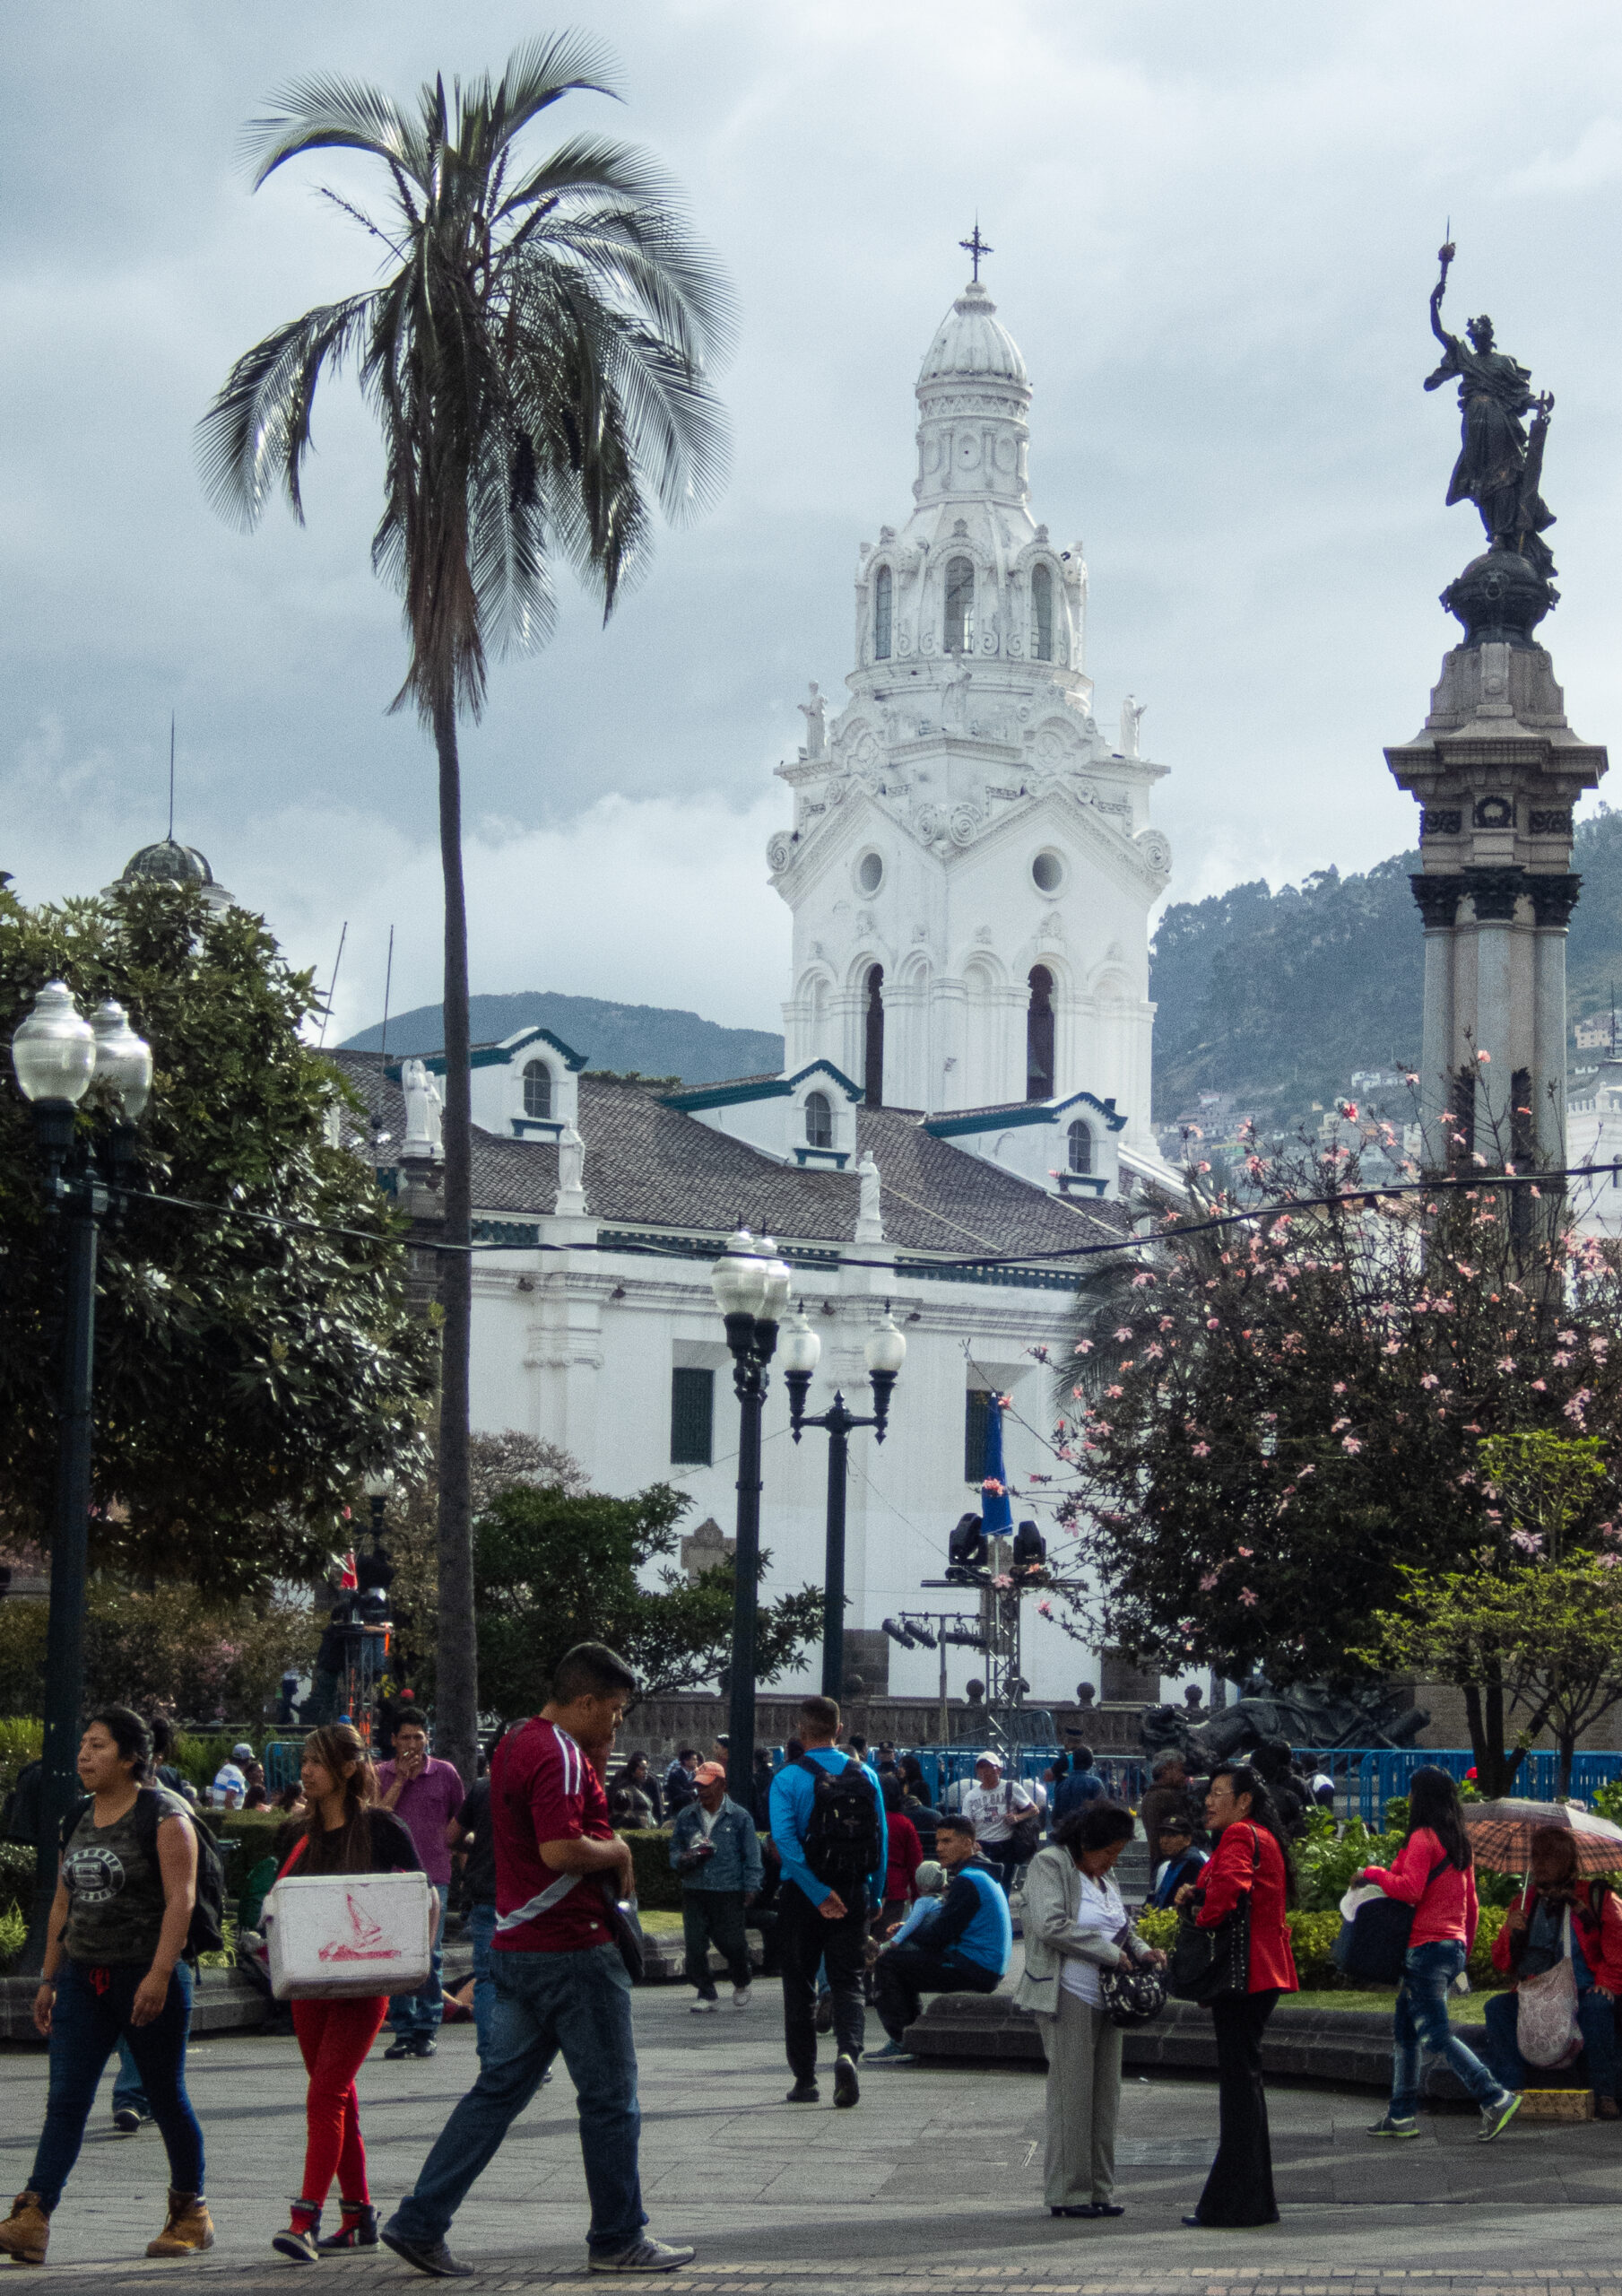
[
  {"left": 0, "top": 2192, "right": 49, "bottom": 2266},
  {"left": 146, "top": 2190, "right": 214, "bottom": 2257}
]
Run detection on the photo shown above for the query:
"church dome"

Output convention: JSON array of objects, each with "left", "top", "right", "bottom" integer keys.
[
  {"left": 118, "top": 838, "right": 218, "bottom": 890},
  {"left": 917, "top": 281, "right": 1028, "bottom": 387}
]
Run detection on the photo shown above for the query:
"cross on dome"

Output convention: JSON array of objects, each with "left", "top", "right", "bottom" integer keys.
[{"left": 958, "top": 222, "right": 993, "bottom": 283}]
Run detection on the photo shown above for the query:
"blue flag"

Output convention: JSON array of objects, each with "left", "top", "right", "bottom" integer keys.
[{"left": 980, "top": 1394, "right": 1014, "bottom": 1540}]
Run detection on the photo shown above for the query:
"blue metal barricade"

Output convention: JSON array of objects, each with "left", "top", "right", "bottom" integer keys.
[{"left": 1291, "top": 1746, "right": 1622, "bottom": 1827}]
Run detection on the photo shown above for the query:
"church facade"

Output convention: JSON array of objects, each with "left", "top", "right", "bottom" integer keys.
[{"left": 336, "top": 269, "right": 1183, "bottom": 1709}]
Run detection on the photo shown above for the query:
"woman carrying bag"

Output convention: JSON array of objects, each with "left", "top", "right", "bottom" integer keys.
[
  {"left": 1173, "top": 1762, "right": 1297, "bottom": 2230},
  {"left": 0, "top": 1709, "right": 211, "bottom": 2268},
  {"left": 1015, "top": 1802, "right": 1166, "bottom": 2220},
  {"left": 1358, "top": 1766, "right": 1518, "bottom": 2144},
  {"left": 1482, "top": 1823, "right": 1622, "bottom": 2116},
  {"left": 270, "top": 1724, "right": 429, "bottom": 2264}
]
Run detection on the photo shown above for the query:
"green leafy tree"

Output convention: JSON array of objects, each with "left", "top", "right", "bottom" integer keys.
[
  {"left": 0, "top": 880, "right": 434, "bottom": 1588},
  {"left": 1357, "top": 1434, "right": 1622, "bottom": 1796},
  {"left": 1053, "top": 1133, "right": 1622, "bottom": 1702},
  {"left": 473, "top": 1482, "right": 822, "bottom": 1718},
  {"left": 0, "top": 1585, "right": 317, "bottom": 1725},
  {"left": 200, "top": 38, "right": 731, "bottom": 1784}
]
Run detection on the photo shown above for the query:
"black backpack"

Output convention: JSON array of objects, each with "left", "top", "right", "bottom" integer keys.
[
  {"left": 796, "top": 1754, "right": 883, "bottom": 1898},
  {"left": 63, "top": 1788, "right": 227, "bottom": 1967}
]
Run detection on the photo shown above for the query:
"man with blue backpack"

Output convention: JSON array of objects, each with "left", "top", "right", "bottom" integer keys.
[{"left": 768, "top": 1696, "right": 885, "bottom": 2109}]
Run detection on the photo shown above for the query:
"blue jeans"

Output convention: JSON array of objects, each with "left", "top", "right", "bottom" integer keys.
[
  {"left": 466, "top": 1901, "right": 498, "bottom": 2061},
  {"left": 1390, "top": 1941, "right": 1507, "bottom": 2119},
  {"left": 30, "top": 1961, "right": 203, "bottom": 2210},
  {"left": 112, "top": 2038, "right": 150, "bottom": 2120},
  {"left": 392, "top": 1941, "right": 645, "bottom": 2259},
  {"left": 389, "top": 1883, "right": 450, "bottom": 2036},
  {"left": 1481, "top": 1983, "right": 1620, "bottom": 2099}
]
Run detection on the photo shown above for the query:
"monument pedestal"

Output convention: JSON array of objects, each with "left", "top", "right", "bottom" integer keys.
[{"left": 1386, "top": 578, "right": 1606, "bottom": 1170}]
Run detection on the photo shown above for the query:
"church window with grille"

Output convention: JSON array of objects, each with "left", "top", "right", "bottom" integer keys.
[
  {"left": 1027, "top": 966, "right": 1055, "bottom": 1101},
  {"left": 1031, "top": 562, "right": 1054, "bottom": 661},
  {"left": 864, "top": 965, "right": 885, "bottom": 1109},
  {"left": 804, "top": 1090, "right": 832, "bottom": 1149},
  {"left": 523, "top": 1060, "right": 552, "bottom": 1118},
  {"left": 873, "top": 565, "right": 892, "bottom": 660},
  {"left": 1068, "top": 1118, "right": 1093, "bottom": 1175},
  {"left": 944, "top": 556, "right": 975, "bottom": 653},
  {"left": 670, "top": 1367, "right": 715, "bottom": 1466}
]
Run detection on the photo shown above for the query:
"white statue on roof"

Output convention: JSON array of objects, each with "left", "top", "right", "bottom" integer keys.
[
  {"left": 401, "top": 1059, "right": 444, "bottom": 1163},
  {"left": 554, "top": 1123, "right": 586, "bottom": 1216},
  {"left": 854, "top": 1152, "right": 884, "bottom": 1244}
]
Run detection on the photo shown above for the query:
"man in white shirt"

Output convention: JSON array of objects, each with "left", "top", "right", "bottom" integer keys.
[
  {"left": 210, "top": 1744, "right": 253, "bottom": 1810},
  {"left": 959, "top": 1754, "right": 1037, "bottom": 1893}
]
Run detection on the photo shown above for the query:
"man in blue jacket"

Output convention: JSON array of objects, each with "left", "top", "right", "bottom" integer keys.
[
  {"left": 869, "top": 1813, "right": 1011, "bottom": 2060},
  {"left": 768, "top": 1695, "right": 885, "bottom": 2110},
  {"left": 669, "top": 1762, "right": 763, "bottom": 2013}
]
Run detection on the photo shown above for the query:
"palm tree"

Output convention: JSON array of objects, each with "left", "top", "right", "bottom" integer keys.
[{"left": 200, "top": 37, "right": 731, "bottom": 1783}]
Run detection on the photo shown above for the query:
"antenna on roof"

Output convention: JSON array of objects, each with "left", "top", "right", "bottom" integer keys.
[
  {"left": 317, "top": 920, "right": 348, "bottom": 1050},
  {"left": 168, "top": 715, "right": 176, "bottom": 842}
]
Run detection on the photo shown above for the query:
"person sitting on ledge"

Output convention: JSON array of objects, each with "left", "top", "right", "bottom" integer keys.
[
  {"left": 1483, "top": 1823, "right": 1622, "bottom": 2119},
  {"left": 867, "top": 1815, "right": 1010, "bottom": 2062}
]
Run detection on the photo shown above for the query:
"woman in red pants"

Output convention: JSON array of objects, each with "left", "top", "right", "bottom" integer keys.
[{"left": 270, "top": 1724, "right": 429, "bottom": 2264}]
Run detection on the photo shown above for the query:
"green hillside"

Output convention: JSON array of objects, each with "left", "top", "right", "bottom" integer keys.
[
  {"left": 342, "top": 991, "right": 784, "bottom": 1088},
  {"left": 1150, "top": 807, "right": 1622, "bottom": 1124}
]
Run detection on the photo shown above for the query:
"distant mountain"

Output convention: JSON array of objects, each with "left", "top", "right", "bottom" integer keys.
[
  {"left": 1149, "top": 807, "right": 1622, "bottom": 1125},
  {"left": 340, "top": 991, "right": 784, "bottom": 1089}
]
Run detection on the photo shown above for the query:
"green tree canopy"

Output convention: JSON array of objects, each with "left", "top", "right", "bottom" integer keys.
[
  {"left": 0, "top": 879, "right": 435, "bottom": 1591},
  {"left": 473, "top": 1481, "right": 822, "bottom": 1717}
]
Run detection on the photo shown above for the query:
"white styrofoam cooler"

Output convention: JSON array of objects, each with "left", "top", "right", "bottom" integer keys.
[{"left": 264, "top": 1871, "right": 433, "bottom": 2001}]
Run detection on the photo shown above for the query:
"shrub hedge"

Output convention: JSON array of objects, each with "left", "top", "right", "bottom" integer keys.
[{"left": 1135, "top": 1900, "right": 1510, "bottom": 1991}]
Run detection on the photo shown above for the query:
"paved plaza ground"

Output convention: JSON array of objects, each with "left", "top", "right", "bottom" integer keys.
[{"left": 4, "top": 1980, "right": 1621, "bottom": 2294}]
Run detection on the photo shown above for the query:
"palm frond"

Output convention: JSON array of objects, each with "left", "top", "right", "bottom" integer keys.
[
  {"left": 245, "top": 74, "right": 420, "bottom": 190},
  {"left": 490, "top": 32, "right": 623, "bottom": 145},
  {"left": 196, "top": 293, "right": 378, "bottom": 526}
]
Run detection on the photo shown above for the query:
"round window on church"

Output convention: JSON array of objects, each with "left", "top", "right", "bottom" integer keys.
[
  {"left": 857, "top": 850, "right": 884, "bottom": 895},
  {"left": 1032, "top": 849, "right": 1064, "bottom": 894}
]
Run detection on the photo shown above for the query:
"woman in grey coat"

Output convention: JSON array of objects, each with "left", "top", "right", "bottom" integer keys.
[{"left": 1014, "top": 1802, "right": 1163, "bottom": 2218}]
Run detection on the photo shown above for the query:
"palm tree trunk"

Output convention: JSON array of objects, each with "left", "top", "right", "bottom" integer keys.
[{"left": 433, "top": 691, "right": 478, "bottom": 1790}]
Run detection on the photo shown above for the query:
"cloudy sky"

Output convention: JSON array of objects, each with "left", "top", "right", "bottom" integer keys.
[{"left": 4, "top": 1, "right": 1621, "bottom": 1044}]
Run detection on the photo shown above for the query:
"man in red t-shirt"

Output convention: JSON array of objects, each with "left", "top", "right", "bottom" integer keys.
[{"left": 382, "top": 1645, "right": 694, "bottom": 2279}]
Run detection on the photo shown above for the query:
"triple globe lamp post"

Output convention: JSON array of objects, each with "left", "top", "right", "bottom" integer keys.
[
  {"left": 10, "top": 981, "right": 152, "bottom": 1963},
  {"left": 709, "top": 1225, "right": 906, "bottom": 1787}
]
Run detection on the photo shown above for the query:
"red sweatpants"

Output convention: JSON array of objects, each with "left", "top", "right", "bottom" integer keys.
[{"left": 291, "top": 1995, "right": 390, "bottom": 2206}]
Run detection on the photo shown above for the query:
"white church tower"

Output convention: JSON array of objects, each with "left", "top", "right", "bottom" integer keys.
[{"left": 768, "top": 262, "right": 1172, "bottom": 1162}]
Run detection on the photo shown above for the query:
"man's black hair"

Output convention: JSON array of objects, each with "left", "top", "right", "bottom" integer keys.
[
  {"left": 1071, "top": 1744, "right": 1094, "bottom": 1770},
  {"left": 550, "top": 1641, "right": 638, "bottom": 1704},
  {"left": 936, "top": 1812, "right": 976, "bottom": 1839}
]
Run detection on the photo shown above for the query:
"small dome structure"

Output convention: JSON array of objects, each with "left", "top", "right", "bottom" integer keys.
[
  {"left": 104, "top": 837, "right": 235, "bottom": 914},
  {"left": 917, "top": 280, "right": 1028, "bottom": 387},
  {"left": 119, "top": 838, "right": 217, "bottom": 890}
]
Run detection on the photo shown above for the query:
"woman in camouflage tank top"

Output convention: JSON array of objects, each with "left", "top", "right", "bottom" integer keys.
[{"left": 0, "top": 1707, "right": 213, "bottom": 2267}]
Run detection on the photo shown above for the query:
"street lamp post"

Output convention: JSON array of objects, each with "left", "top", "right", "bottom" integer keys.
[
  {"left": 10, "top": 982, "right": 152, "bottom": 1969},
  {"left": 710, "top": 1228, "right": 791, "bottom": 1798},
  {"left": 780, "top": 1308, "right": 906, "bottom": 1702}
]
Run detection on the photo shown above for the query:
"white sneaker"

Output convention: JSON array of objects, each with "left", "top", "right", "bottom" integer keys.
[
  {"left": 732, "top": 1986, "right": 752, "bottom": 2009},
  {"left": 689, "top": 1998, "right": 718, "bottom": 2014},
  {"left": 588, "top": 2237, "right": 697, "bottom": 2273}
]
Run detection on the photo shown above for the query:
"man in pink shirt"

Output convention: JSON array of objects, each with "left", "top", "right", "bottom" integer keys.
[{"left": 377, "top": 1717, "right": 465, "bottom": 2060}]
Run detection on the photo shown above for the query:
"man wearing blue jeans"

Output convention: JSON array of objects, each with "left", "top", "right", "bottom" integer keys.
[
  {"left": 447, "top": 1770, "right": 499, "bottom": 2060},
  {"left": 377, "top": 1717, "right": 463, "bottom": 2060},
  {"left": 383, "top": 1644, "right": 693, "bottom": 2279}
]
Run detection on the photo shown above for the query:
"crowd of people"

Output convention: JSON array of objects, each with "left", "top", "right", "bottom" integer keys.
[{"left": 5, "top": 1683, "right": 1615, "bottom": 2273}]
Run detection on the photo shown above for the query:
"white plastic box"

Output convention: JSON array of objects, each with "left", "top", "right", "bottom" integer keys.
[{"left": 264, "top": 1870, "right": 433, "bottom": 2001}]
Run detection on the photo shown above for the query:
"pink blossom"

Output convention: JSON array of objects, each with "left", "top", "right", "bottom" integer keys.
[
  {"left": 1192, "top": 1440, "right": 1211, "bottom": 1458},
  {"left": 1036, "top": 1599, "right": 1054, "bottom": 1618},
  {"left": 1076, "top": 1339, "right": 1095, "bottom": 1355},
  {"left": 1405, "top": 1072, "right": 1420, "bottom": 1085},
  {"left": 1114, "top": 1326, "right": 1134, "bottom": 1343},
  {"left": 1131, "top": 1272, "right": 1154, "bottom": 1288},
  {"left": 1342, "top": 1436, "right": 1363, "bottom": 1454},
  {"left": 1239, "top": 1587, "right": 1258, "bottom": 1607},
  {"left": 1332, "top": 1381, "right": 1348, "bottom": 1395},
  {"left": 982, "top": 1477, "right": 1006, "bottom": 1496},
  {"left": 1496, "top": 1358, "right": 1517, "bottom": 1373},
  {"left": 1383, "top": 1341, "right": 1401, "bottom": 1355},
  {"left": 1237, "top": 1545, "right": 1253, "bottom": 1558},
  {"left": 1420, "top": 1373, "right": 1440, "bottom": 1390},
  {"left": 1478, "top": 1048, "right": 1491, "bottom": 1063},
  {"left": 1510, "top": 1529, "right": 1544, "bottom": 1556},
  {"left": 1531, "top": 1379, "right": 1547, "bottom": 1392},
  {"left": 1200, "top": 1570, "right": 1220, "bottom": 1591},
  {"left": 1207, "top": 1316, "right": 1221, "bottom": 1329},
  {"left": 1106, "top": 1384, "right": 1125, "bottom": 1399}
]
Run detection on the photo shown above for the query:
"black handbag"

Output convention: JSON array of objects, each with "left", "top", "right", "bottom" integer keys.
[
  {"left": 595, "top": 1880, "right": 646, "bottom": 1984},
  {"left": 1099, "top": 1955, "right": 1167, "bottom": 2028},
  {"left": 1334, "top": 1859, "right": 1446, "bottom": 1985},
  {"left": 1168, "top": 1825, "right": 1257, "bottom": 2005}
]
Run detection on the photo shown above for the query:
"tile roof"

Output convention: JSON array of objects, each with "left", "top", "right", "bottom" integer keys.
[{"left": 329, "top": 1054, "right": 1130, "bottom": 1269}]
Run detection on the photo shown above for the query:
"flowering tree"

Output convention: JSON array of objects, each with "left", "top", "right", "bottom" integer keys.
[{"left": 1050, "top": 1116, "right": 1622, "bottom": 1761}]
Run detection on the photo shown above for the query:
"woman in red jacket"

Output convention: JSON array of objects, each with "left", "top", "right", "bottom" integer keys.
[
  {"left": 1358, "top": 1766, "right": 1518, "bottom": 2144},
  {"left": 1174, "top": 1762, "right": 1297, "bottom": 2228},
  {"left": 1483, "top": 1823, "right": 1622, "bottom": 2117}
]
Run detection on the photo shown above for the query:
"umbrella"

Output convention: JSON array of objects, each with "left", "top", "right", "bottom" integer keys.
[{"left": 1462, "top": 1799, "right": 1622, "bottom": 1876}]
